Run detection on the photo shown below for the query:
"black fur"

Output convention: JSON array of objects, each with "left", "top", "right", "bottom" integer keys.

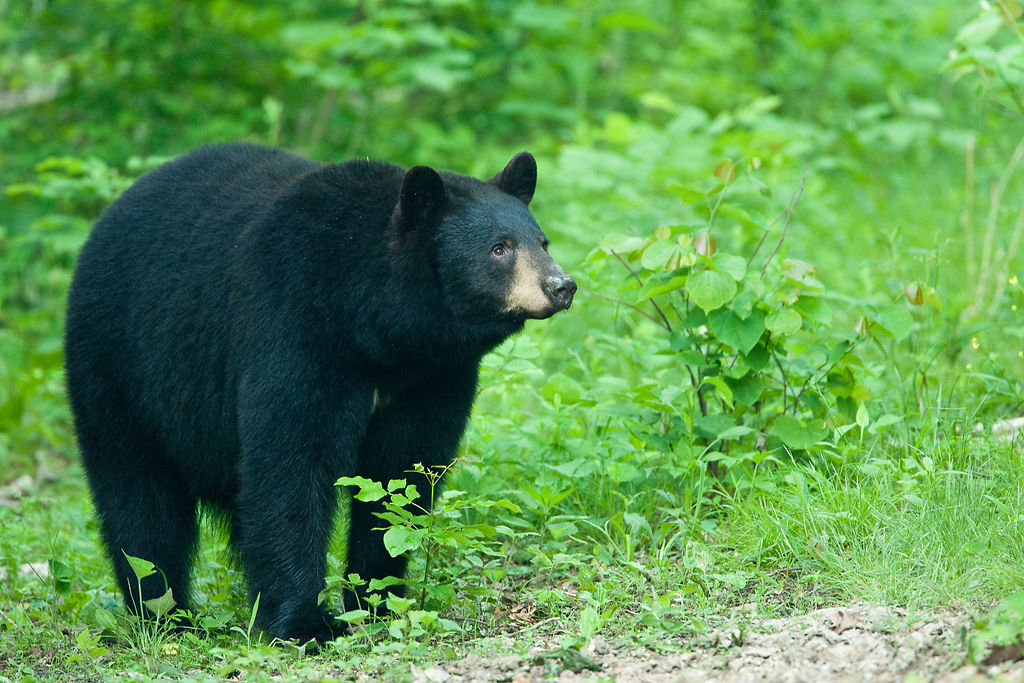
[{"left": 64, "top": 143, "right": 574, "bottom": 643}]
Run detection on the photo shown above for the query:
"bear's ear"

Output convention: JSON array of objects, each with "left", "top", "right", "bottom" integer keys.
[
  {"left": 395, "top": 165, "right": 446, "bottom": 238},
  {"left": 488, "top": 152, "right": 536, "bottom": 206}
]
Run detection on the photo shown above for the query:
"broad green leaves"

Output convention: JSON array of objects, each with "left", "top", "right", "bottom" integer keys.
[
  {"left": 766, "top": 308, "right": 802, "bottom": 335},
  {"left": 707, "top": 309, "right": 765, "bottom": 354},
  {"left": 687, "top": 270, "right": 736, "bottom": 313},
  {"left": 772, "top": 415, "right": 825, "bottom": 450},
  {"left": 122, "top": 552, "right": 177, "bottom": 616},
  {"left": 589, "top": 157, "right": 931, "bottom": 475}
]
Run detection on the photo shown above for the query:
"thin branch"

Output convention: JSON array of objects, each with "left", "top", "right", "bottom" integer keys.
[
  {"left": 771, "top": 348, "right": 789, "bottom": 414},
  {"left": 767, "top": 566, "right": 801, "bottom": 578},
  {"left": 760, "top": 170, "right": 806, "bottom": 279},
  {"left": 611, "top": 249, "right": 672, "bottom": 332},
  {"left": 963, "top": 134, "right": 976, "bottom": 288},
  {"left": 746, "top": 220, "right": 774, "bottom": 270},
  {"left": 584, "top": 289, "right": 661, "bottom": 325},
  {"left": 705, "top": 169, "right": 734, "bottom": 232}
]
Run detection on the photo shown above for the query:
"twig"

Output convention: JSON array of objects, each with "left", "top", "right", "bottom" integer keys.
[
  {"left": 767, "top": 566, "right": 801, "bottom": 578},
  {"left": 706, "top": 169, "right": 734, "bottom": 232},
  {"left": 584, "top": 289, "right": 661, "bottom": 325},
  {"left": 963, "top": 134, "right": 976, "bottom": 289},
  {"left": 760, "top": 170, "right": 806, "bottom": 279},
  {"left": 771, "top": 348, "right": 789, "bottom": 413},
  {"left": 611, "top": 249, "right": 672, "bottom": 332}
]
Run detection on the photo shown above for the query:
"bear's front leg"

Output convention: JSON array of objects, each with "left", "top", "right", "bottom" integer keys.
[
  {"left": 344, "top": 364, "right": 479, "bottom": 612},
  {"left": 233, "top": 368, "right": 372, "bottom": 644}
]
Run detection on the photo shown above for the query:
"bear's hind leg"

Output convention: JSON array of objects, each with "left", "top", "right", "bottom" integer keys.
[{"left": 76, "top": 412, "right": 198, "bottom": 619}]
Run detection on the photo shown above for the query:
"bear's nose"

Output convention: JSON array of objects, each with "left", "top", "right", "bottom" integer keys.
[{"left": 544, "top": 274, "right": 577, "bottom": 309}]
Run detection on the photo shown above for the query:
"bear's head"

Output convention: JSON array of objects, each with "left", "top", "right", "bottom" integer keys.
[{"left": 391, "top": 153, "right": 576, "bottom": 332}]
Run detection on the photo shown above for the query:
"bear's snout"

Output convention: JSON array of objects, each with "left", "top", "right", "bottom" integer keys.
[{"left": 544, "top": 273, "right": 577, "bottom": 311}]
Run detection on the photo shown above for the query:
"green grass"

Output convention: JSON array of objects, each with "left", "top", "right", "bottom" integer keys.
[{"left": 727, "top": 437, "right": 1024, "bottom": 608}]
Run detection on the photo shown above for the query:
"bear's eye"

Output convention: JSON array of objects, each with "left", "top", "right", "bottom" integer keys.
[{"left": 491, "top": 243, "right": 510, "bottom": 258}]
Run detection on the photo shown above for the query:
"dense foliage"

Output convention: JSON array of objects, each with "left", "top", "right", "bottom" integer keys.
[{"left": 2, "top": 0, "right": 1023, "bottom": 678}]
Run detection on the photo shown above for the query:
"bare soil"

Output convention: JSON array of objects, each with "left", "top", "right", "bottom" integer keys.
[{"left": 411, "top": 604, "right": 1024, "bottom": 682}]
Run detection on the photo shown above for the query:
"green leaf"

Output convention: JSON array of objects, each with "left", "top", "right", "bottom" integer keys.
[
  {"left": 712, "top": 252, "right": 747, "bottom": 281},
  {"left": 730, "top": 290, "right": 759, "bottom": 318},
  {"left": 717, "top": 424, "right": 755, "bottom": 440},
  {"left": 607, "top": 460, "right": 643, "bottom": 483},
  {"left": 636, "top": 272, "right": 688, "bottom": 302},
  {"left": 383, "top": 527, "right": 428, "bottom": 557},
  {"left": 667, "top": 182, "right": 706, "bottom": 203},
  {"left": 856, "top": 403, "right": 870, "bottom": 429},
  {"left": 772, "top": 415, "right": 823, "bottom": 450},
  {"left": 727, "top": 374, "right": 764, "bottom": 406},
  {"left": 542, "top": 372, "right": 585, "bottom": 404},
  {"left": 694, "top": 413, "right": 737, "bottom": 439},
  {"left": 766, "top": 308, "right": 802, "bottom": 335},
  {"left": 385, "top": 594, "right": 416, "bottom": 614},
  {"left": 871, "top": 414, "right": 902, "bottom": 432},
  {"left": 712, "top": 571, "right": 749, "bottom": 589},
  {"left": 794, "top": 296, "right": 832, "bottom": 326},
  {"left": 143, "top": 588, "right": 177, "bottom": 616},
  {"left": 707, "top": 308, "right": 765, "bottom": 354},
  {"left": 599, "top": 232, "right": 646, "bottom": 255},
  {"left": 122, "top": 552, "right": 156, "bottom": 581},
  {"left": 639, "top": 236, "right": 693, "bottom": 271},
  {"left": 597, "top": 10, "right": 664, "bottom": 34},
  {"left": 718, "top": 204, "right": 763, "bottom": 231},
  {"left": 249, "top": 593, "right": 261, "bottom": 634},
  {"left": 336, "top": 476, "right": 388, "bottom": 502},
  {"left": 492, "top": 498, "right": 522, "bottom": 513},
  {"left": 338, "top": 609, "right": 371, "bottom": 624},
  {"left": 781, "top": 258, "right": 816, "bottom": 280},
  {"left": 781, "top": 259, "right": 824, "bottom": 290},
  {"left": 704, "top": 376, "right": 733, "bottom": 406},
  {"left": 875, "top": 305, "right": 913, "bottom": 341},
  {"left": 746, "top": 344, "right": 770, "bottom": 370},
  {"left": 677, "top": 349, "right": 705, "bottom": 366},
  {"left": 955, "top": 11, "right": 1003, "bottom": 46},
  {"left": 687, "top": 270, "right": 737, "bottom": 312},
  {"left": 578, "top": 605, "right": 601, "bottom": 640},
  {"left": 368, "top": 575, "right": 405, "bottom": 591}
]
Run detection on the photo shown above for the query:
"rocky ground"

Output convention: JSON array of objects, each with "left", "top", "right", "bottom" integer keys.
[{"left": 411, "top": 604, "right": 1024, "bottom": 682}]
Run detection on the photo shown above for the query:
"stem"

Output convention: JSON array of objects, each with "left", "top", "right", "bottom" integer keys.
[
  {"left": 611, "top": 249, "right": 673, "bottom": 331},
  {"left": 586, "top": 290, "right": 662, "bottom": 325},
  {"left": 969, "top": 131, "right": 1024, "bottom": 318},
  {"left": 987, "top": 204, "right": 1024, "bottom": 317},
  {"left": 771, "top": 348, "right": 789, "bottom": 413},
  {"left": 963, "top": 134, "right": 976, "bottom": 289},
  {"left": 419, "top": 474, "right": 440, "bottom": 610},
  {"left": 706, "top": 171, "right": 733, "bottom": 231},
  {"left": 760, "top": 170, "right": 806, "bottom": 279}
]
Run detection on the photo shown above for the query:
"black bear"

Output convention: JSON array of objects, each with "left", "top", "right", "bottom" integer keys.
[{"left": 64, "top": 143, "right": 575, "bottom": 644}]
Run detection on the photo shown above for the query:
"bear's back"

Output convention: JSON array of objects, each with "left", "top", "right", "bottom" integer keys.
[{"left": 65, "top": 145, "right": 333, "bottom": 472}]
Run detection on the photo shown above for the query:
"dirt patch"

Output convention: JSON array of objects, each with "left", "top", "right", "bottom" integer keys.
[{"left": 412, "top": 604, "right": 1024, "bottom": 682}]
